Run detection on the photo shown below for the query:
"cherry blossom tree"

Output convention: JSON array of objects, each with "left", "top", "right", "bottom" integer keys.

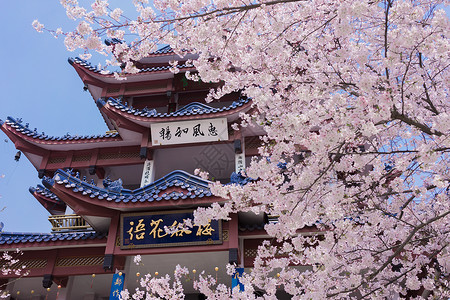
[
  {"left": 0, "top": 249, "right": 28, "bottom": 296},
  {"left": 34, "top": 0, "right": 449, "bottom": 298},
  {"left": 0, "top": 175, "right": 28, "bottom": 298}
]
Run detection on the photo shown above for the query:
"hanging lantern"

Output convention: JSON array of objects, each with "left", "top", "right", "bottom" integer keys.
[
  {"left": 91, "top": 274, "right": 96, "bottom": 288},
  {"left": 14, "top": 151, "right": 21, "bottom": 162},
  {"left": 56, "top": 285, "right": 62, "bottom": 299}
]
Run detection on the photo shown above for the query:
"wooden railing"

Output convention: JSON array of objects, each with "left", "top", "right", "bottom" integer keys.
[{"left": 48, "top": 214, "right": 91, "bottom": 232}]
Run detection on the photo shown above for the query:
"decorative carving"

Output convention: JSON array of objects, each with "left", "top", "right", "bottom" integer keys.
[
  {"left": 244, "top": 249, "right": 257, "bottom": 258},
  {"left": 42, "top": 274, "right": 53, "bottom": 288},
  {"left": 103, "top": 177, "right": 123, "bottom": 192},
  {"left": 229, "top": 172, "right": 253, "bottom": 185},
  {"left": 103, "top": 254, "right": 114, "bottom": 271},
  {"left": 222, "top": 230, "right": 229, "bottom": 241}
]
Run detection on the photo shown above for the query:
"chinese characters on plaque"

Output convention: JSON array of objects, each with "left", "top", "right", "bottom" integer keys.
[
  {"left": 232, "top": 268, "right": 245, "bottom": 292},
  {"left": 151, "top": 118, "right": 228, "bottom": 146},
  {"left": 235, "top": 152, "right": 245, "bottom": 173},
  {"left": 140, "top": 160, "right": 154, "bottom": 187},
  {"left": 120, "top": 210, "right": 222, "bottom": 249},
  {"left": 109, "top": 272, "right": 125, "bottom": 300}
]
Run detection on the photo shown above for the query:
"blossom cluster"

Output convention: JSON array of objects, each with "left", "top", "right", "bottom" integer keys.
[
  {"left": 0, "top": 249, "right": 28, "bottom": 298},
  {"left": 36, "top": 0, "right": 449, "bottom": 299}
]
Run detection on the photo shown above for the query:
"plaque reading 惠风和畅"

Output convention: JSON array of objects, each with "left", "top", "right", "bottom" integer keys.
[{"left": 151, "top": 118, "right": 228, "bottom": 146}]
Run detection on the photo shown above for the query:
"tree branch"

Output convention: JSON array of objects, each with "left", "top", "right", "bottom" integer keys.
[
  {"left": 391, "top": 107, "right": 443, "bottom": 136},
  {"left": 154, "top": 0, "right": 307, "bottom": 23}
]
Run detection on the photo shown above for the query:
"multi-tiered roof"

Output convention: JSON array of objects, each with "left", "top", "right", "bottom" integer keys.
[{"left": 0, "top": 45, "right": 267, "bottom": 298}]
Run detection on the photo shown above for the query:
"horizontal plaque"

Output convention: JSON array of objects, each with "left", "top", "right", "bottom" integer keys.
[
  {"left": 120, "top": 210, "right": 222, "bottom": 249},
  {"left": 151, "top": 118, "right": 228, "bottom": 146}
]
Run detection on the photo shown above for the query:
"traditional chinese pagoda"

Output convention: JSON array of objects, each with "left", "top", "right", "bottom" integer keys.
[{"left": 0, "top": 45, "right": 281, "bottom": 299}]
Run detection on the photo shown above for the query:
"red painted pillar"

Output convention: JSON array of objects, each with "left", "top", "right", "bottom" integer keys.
[{"left": 228, "top": 213, "right": 239, "bottom": 264}]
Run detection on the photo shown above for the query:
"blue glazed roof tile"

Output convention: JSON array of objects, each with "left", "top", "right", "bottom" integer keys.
[
  {"left": 238, "top": 223, "right": 266, "bottom": 232},
  {"left": 102, "top": 41, "right": 173, "bottom": 55},
  {"left": 152, "top": 45, "right": 173, "bottom": 54},
  {"left": 69, "top": 53, "right": 190, "bottom": 75},
  {"left": 46, "top": 169, "right": 214, "bottom": 205},
  {"left": 104, "top": 97, "right": 250, "bottom": 119},
  {"left": 4, "top": 117, "right": 120, "bottom": 142},
  {"left": 29, "top": 185, "right": 61, "bottom": 202},
  {"left": 0, "top": 231, "right": 106, "bottom": 246}
]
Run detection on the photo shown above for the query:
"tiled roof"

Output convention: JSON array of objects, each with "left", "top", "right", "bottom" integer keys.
[
  {"left": 44, "top": 169, "right": 213, "bottom": 204},
  {"left": 152, "top": 45, "right": 173, "bottom": 54},
  {"left": 238, "top": 223, "right": 265, "bottom": 232},
  {"left": 2, "top": 117, "right": 120, "bottom": 142},
  {"left": 104, "top": 38, "right": 123, "bottom": 46},
  {"left": 29, "top": 185, "right": 61, "bottom": 202},
  {"left": 100, "top": 97, "right": 250, "bottom": 118},
  {"left": 69, "top": 56, "right": 190, "bottom": 75},
  {"left": 29, "top": 184, "right": 66, "bottom": 215},
  {"left": 0, "top": 231, "right": 106, "bottom": 245},
  {"left": 103, "top": 40, "right": 173, "bottom": 55}
]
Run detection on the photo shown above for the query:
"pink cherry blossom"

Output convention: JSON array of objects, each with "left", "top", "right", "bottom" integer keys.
[{"left": 35, "top": 0, "right": 450, "bottom": 299}]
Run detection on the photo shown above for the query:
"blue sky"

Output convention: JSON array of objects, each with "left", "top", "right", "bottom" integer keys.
[{"left": 0, "top": 2, "right": 111, "bottom": 232}]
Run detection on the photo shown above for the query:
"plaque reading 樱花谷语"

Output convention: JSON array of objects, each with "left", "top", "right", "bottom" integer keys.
[{"left": 120, "top": 210, "right": 222, "bottom": 249}]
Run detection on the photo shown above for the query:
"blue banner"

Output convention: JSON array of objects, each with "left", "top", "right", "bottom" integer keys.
[
  {"left": 109, "top": 273, "right": 125, "bottom": 300},
  {"left": 232, "top": 268, "right": 245, "bottom": 292},
  {"left": 121, "top": 210, "right": 222, "bottom": 249}
]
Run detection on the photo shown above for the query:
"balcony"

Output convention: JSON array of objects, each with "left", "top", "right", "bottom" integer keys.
[{"left": 48, "top": 214, "right": 92, "bottom": 232}]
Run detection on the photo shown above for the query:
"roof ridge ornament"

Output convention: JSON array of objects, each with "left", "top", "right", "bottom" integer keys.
[
  {"left": 48, "top": 169, "right": 214, "bottom": 203},
  {"left": 103, "top": 177, "right": 123, "bottom": 193},
  {"left": 175, "top": 102, "right": 215, "bottom": 114},
  {"left": 229, "top": 171, "right": 255, "bottom": 186},
  {"left": 106, "top": 97, "right": 250, "bottom": 119}
]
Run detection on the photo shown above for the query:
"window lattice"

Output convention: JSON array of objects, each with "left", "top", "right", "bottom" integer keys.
[
  {"left": 56, "top": 256, "right": 104, "bottom": 267},
  {"left": 10, "top": 258, "right": 47, "bottom": 269},
  {"left": 98, "top": 152, "right": 140, "bottom": 160},
  {"left": 72, "top": 155, "right": 91, "bottom": 162},
  {"left": 244, "top": 249, "right": 257, "bottom": 258},
  {"left": 125, "top": 84, "right": 165, "bottom": 92},
  {"left": 222, "top": 230, "right": 229, "bottom": 241},
  {"left": 107, "top": 87, "right": 121, "bottom": 93},
  {"left": 48, "top": 157, "right": 66, "bottom": 164}
]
